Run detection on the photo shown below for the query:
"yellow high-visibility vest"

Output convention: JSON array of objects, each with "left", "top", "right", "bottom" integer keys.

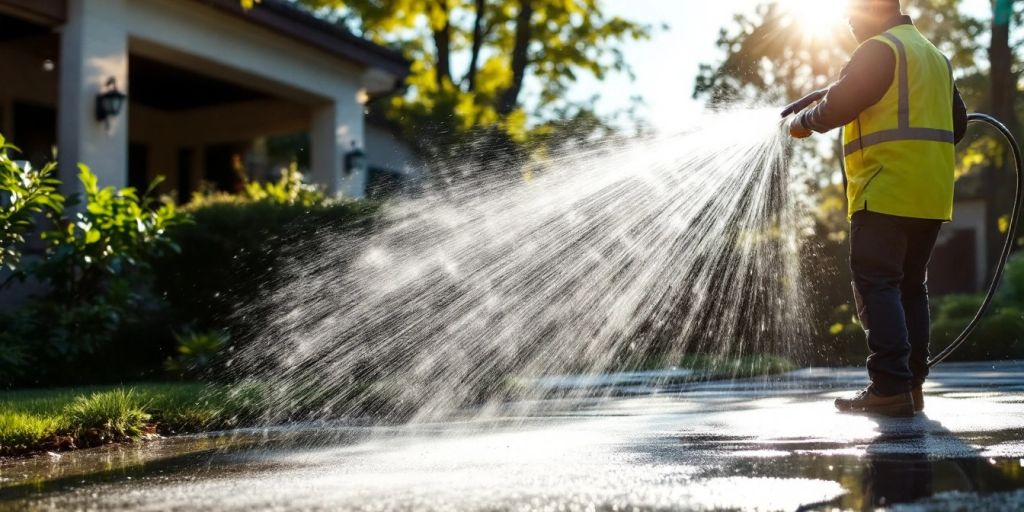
[{"left": 842, "top": 24, "right": 956, "bottom": 221}]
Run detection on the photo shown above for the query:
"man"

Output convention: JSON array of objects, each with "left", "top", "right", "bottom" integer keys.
[{"left": 788, "top": 0, "right": 968, "bottom": 417}]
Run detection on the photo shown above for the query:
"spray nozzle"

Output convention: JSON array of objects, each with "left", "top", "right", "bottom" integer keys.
[{"left": 780, "top": 89, "right": 828, "bottom": 118}]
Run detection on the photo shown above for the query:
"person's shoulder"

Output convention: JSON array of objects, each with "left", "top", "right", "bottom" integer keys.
[{"left": 847, "top": 39, "right": 896, "bottom": 70}]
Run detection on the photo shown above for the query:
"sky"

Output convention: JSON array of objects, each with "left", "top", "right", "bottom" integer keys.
[{"left": 572, "top": 0, "right": 992, "bottom": 133}]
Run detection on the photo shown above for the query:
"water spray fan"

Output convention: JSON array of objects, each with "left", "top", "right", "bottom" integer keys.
[{"left": 783, "top": 91, "right": 1024, "bottom": 368}]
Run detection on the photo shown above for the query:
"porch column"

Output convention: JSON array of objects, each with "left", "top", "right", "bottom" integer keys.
[
  {"left": 310, "top": 96, "right": 366, "bottom": 198},
  {"left": 58, "top": 0, "right": 129, "bottom": 197}
]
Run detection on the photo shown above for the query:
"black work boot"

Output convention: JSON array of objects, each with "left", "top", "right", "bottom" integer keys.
[
  {"left": 834, "top": 386, "right": 915, "bottom": 418},
  {"left": 912, "top": 385, "right": 924, "bottom": 413}
]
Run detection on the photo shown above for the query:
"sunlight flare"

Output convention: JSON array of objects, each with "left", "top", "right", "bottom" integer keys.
[{"left": 778, "top": 0, "right": 848, "bottom": 39}]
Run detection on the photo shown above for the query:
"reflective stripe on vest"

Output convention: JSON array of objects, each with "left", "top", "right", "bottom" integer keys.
[{"left": 842, "top": 32, "right": 956, "bottom": 157}]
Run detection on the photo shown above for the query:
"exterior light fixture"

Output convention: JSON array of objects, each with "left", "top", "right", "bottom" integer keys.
[
  {"left": 344, "top": 142, "right": 368, "bottom": 176},
  {"left": 95, "top": 77, "right": 127, "bottom": 127},
  {"left": 355, "top": 88, "right": 370, "bottom": 105}
]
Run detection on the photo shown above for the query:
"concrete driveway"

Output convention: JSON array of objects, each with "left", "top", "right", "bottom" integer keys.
[{"left": 2, "top": 361, "right": 1023, "bottom": 511}]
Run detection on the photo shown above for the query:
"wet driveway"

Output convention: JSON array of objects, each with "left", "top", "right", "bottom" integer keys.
[{"left": 2, "top": 361, "right": 1024, "bottom": 511}]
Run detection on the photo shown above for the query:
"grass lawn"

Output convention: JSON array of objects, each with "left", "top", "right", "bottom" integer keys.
[{"left": 0, "top": 382, "right": 264, "bottom": 456}]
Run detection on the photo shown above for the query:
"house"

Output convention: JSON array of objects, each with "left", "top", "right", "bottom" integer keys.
[
  {"left": 929, "top": 166, "right": 1015, "bottom": 296},
  {"left": 0, "top": 0, "right": 420, "bottom": 201}
]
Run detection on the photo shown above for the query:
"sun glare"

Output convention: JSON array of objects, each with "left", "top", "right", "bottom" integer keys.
[{"left": 778, "top": 0, "right": 848, "bottom": 39}]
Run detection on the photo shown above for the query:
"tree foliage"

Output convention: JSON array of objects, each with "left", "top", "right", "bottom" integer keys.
[
  {"left": 296, "top": 0, "right": 650, "bottom": 152},
  {"left": 694, "top": 1, "right": 983, "bottom": 107}
]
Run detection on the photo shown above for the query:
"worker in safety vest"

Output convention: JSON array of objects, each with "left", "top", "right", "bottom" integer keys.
[{"left": 788, "top": 0, "right": 968, "bottom": 417}]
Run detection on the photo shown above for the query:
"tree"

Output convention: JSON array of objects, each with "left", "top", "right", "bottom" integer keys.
[
  {"left": 694, "top": 1, "right": 982, "bottom": 108},
  {"left": 990, "top": 0, "right": 1017, "bottom": 128},
  {"left": 295, "top": 0, "right": 651, "bottom": 160}
]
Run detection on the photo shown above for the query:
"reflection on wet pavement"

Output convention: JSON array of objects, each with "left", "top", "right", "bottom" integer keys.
[{"left": 1, "top": 361, "right": 1023, "bottom": 511}]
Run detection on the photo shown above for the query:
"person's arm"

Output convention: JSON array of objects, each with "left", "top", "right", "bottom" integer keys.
[
  {"left": 798, "top": 41, "right": 896, "bottom": 133},
  {"left": 953, "top": 85, "right": 968, "bottom": 144}
]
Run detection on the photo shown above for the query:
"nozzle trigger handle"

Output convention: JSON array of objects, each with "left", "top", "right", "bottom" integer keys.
[{"left": 780, "top": 89, "right": 828, "bottom": 118}]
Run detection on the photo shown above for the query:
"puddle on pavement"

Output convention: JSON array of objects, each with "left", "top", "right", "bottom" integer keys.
[
  {"left": 1, "top": 427, "right": 1023, "bottom": 510},
  {"left": 713, "top": 453, "right": 1024, "bottom": 510}
]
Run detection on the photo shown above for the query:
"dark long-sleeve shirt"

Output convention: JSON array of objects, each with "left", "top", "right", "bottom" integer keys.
[{"left": 799, "top": 16, "right": 968, "bottom": 144}]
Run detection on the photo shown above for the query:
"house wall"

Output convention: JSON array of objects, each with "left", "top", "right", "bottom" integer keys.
[
  {"left": 936, "top": 199, "right": 988, "bottom": 292},
  {"left": 129, "top": 99, "right": 310, "bottom": 193},
  {"left": 365, "top": 124, "right": 422, "bottom": 176},
  {"left": 56, "top": 0, "right": 384, "bottom": 199}
]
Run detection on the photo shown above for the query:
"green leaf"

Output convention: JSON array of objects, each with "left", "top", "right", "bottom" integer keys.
[{"left": 78, "top": 165, "right": 98, "bottom": 195}]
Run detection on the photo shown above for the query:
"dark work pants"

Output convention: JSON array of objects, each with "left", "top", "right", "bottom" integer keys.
[{"left": 850, "top": 210, "right": 943, "bottom": 396}]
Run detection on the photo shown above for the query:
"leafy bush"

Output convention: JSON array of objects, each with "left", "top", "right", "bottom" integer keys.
[
  {"left": 997, "top": 253, "right": 1024, "bottom": 306},
  {"left": 932, "top": 306, "right": 1024, "bottom": 361},
  {"left": 28, "top": 166, "right": 188, "bottom": 304},
  {"left": 189, "top": 161, "right": 328, "bottom": 208},
  {"left": 242, "top": 162, "right": 328, "bottom": 207},
  {"left": 1, "top": 163, "right": 190, "bottom": 386},
  {"left": 153, "top": 200, "right": 379, "bottom": 336},
  {"left": 165, "top": 330, "right": 229, "bottom": 378},
  {"left": 933, "top": 294, "right": 985, "bottom": 320},
  {"left": 64, "top": 389, "right": 151, "bottom": 441},
  {"left": 930, "top": 256, "right": 1024, "bottom": 362},
  {"left": 0, "top": 135, "right": 63, "bottom": 272}
]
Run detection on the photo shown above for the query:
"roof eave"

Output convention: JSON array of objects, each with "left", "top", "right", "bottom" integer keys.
[{"left": 195, "top": 0, "right": 410, "bottom": 80}]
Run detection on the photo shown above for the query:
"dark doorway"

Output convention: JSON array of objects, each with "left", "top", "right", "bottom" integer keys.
[
  {"left": 12, "top": 101, "right": 56, "bottom": 171},
  {"left": 128, "top": 143, "right": 149, "bottom": 192},
  {"left": 929, "top": 229, "right": 978, "bottom": 296},
  {"left": 204, "top": 143, "right": 245, "bottom": 193},
  {"left": 177, "top": 147, "right": 195, "bottom": 204}
]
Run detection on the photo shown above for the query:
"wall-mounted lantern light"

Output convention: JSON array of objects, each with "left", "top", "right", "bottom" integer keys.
[
  {"left": 95, "top": 77, "right": 127, "bottom": 127},
  {"left": 344, "top": 142, "right": 368, "bottom": 176}
]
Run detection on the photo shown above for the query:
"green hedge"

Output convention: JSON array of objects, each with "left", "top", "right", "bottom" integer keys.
[
  {"left": 152, "top": 199, "right": 380, "bottom": 339},
  {"left": 929, "top": 254, "right": 1024, "bottom": 361}
]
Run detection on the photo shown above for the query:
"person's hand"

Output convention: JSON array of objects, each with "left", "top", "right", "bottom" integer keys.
[{"left": 789, "top": 116, "right": 812, "bottom": 139}]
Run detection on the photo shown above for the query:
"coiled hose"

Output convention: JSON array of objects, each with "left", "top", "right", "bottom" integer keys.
[{"left": 926, "top": 113, "right": 1023, "bottom": 367}]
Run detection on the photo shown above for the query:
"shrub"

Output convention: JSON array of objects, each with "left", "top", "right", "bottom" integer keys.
[
  {"left": 997, "top": 253, "right": 1024, "bottom": 306},
  {"left": 28, "top": 166, "right": 189, "bottom": 304},
  {"left": 0, "top": 334, "right": 32, "bottom": 384},
  {"left": 164, "top": 330, "right": 229, "bottom": 378},
  {"left": 64, "top": 389, "right": 151, "bottom": 441},
  {"left": 932, "top": 294, "right": 985, "bottom": 320},
  {"left": 189, "top": 161, "right": 328, "bottom": 208},
  {"left": 1, "top": 166, "right": 190, "bottom": 386},
  {"left": 0, "top": 134, "right": 63, "bottom": 273},
  {"left": 930, "top": 262, "right": 1024, "bottom": 361},
  {"left": 932, "top": 305, "right": 1024, "bottom": 361},
  {"left": 154, "top": 200, "right": 379, "bottom": 337}
]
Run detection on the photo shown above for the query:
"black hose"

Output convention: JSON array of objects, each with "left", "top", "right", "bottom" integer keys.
[
  {"left": 835, "top": 113, "right": 1023, "bottom": 368},
  {"left": 927, "top": 113, "right": 1023, "bottom": 367}
]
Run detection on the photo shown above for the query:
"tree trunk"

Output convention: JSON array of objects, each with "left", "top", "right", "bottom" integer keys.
[
  {"left": 498, "top": 0, "right": 533, "bottom": 115},
  {"left": 433, "top": 1, "right": 452, "bottom": 87},
  {"left": 466, "top": 0, "right": 487, "bottom": 91},
  {"left": 986, "top": 0, "right": 1018, "bottom": 282},
  {"left": 989, "top": 0, "right": 1017, "bottom": 130}
]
